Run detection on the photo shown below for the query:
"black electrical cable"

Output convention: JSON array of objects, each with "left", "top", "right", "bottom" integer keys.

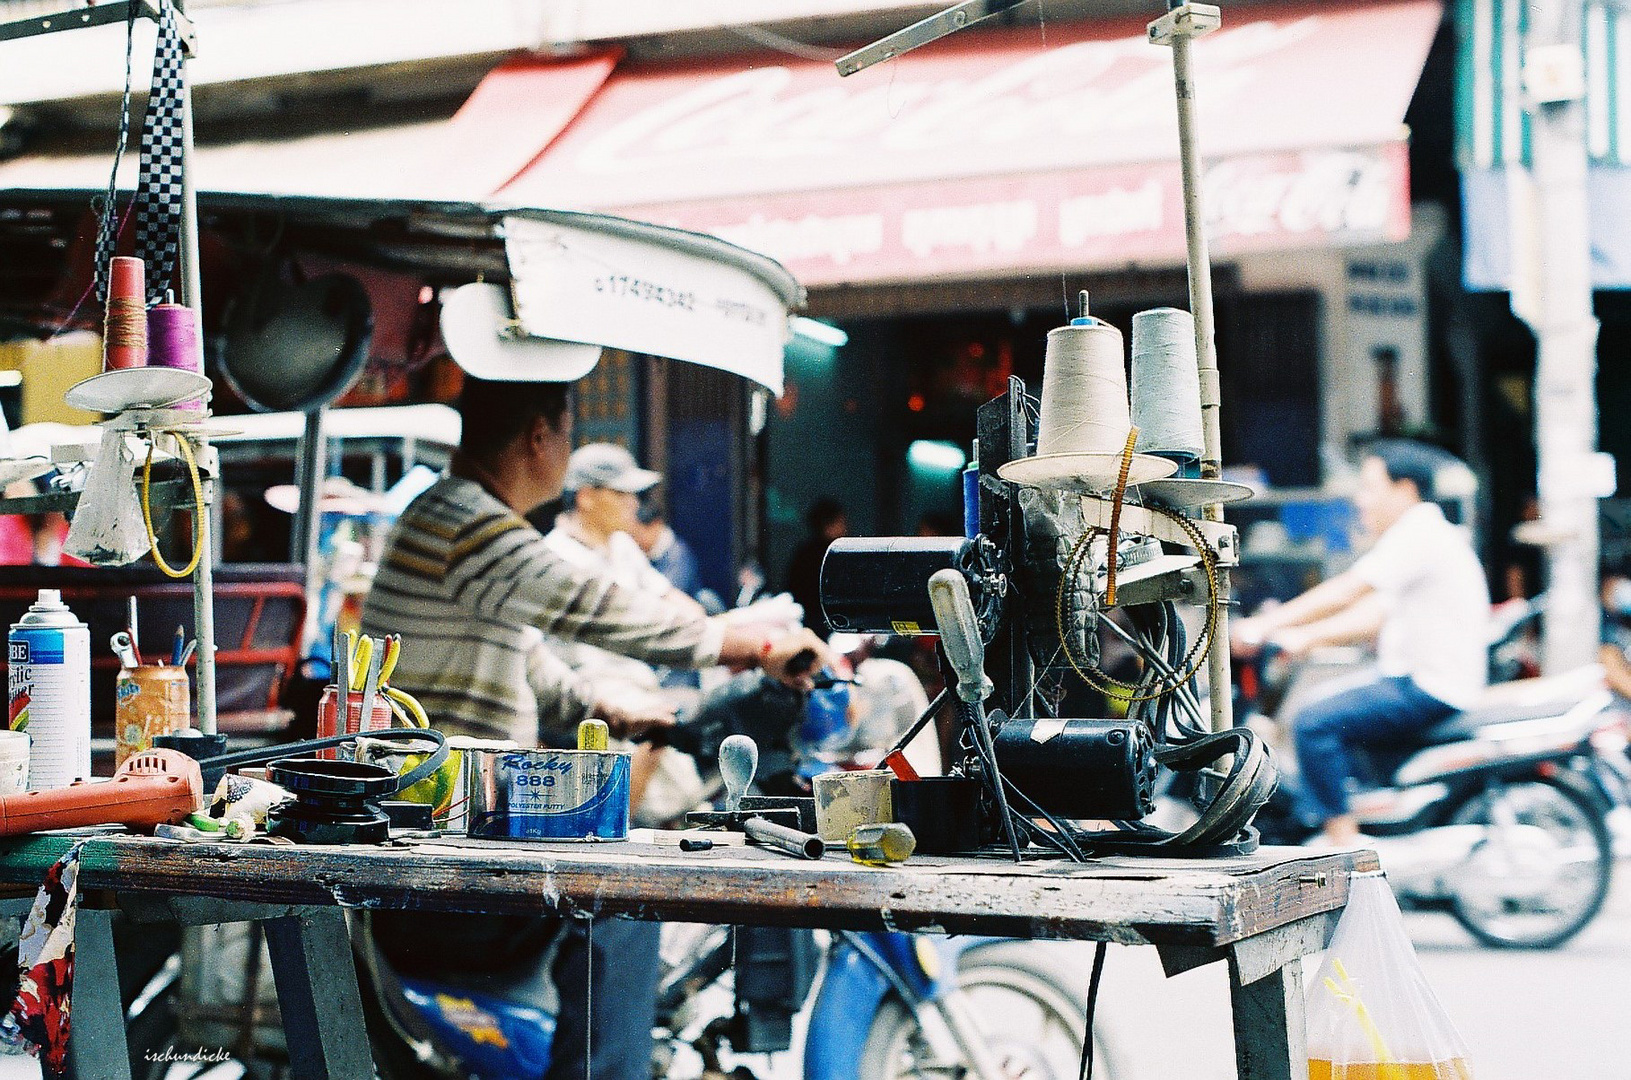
[
  {"left": 1077, "top": 941, "right": 1110, "bottom": 1080},
  {"left": 1001, "top": 776, "right": 1088, "bottom": 862},
  {"left": 960, "top": 698, "right": 1022, "bottom": 861}
]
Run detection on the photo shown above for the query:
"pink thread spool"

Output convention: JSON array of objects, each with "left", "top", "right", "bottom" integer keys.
[
  {"left": 103, "top": 256, "right": 147, "bottom": 370},
  {"left": 147, "top": 302, "right": 205, "bottom": 411}
]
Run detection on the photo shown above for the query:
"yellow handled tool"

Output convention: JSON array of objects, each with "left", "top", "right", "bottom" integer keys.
[
  {"left": 846, "top": 823, "right": 916, "bottom": 866},
  {"left": 577, "top": 719, "right": 610, "bottom": 751}
]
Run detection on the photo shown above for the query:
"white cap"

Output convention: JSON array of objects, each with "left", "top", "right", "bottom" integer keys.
[{"left": 35, "top": 589, "right": 62, "bottom": 607}]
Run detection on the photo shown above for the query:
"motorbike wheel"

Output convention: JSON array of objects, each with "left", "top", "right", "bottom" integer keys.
[
  {"left": 857, "top": 942, "right": 1118, "bottom": 1080},
  {"left": 1442, "top": 776, "right": 1613, "bottom": 950}
]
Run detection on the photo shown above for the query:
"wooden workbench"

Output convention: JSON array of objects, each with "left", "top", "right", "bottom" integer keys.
[{"left": 0, "top": 833, "right": 1376, "bottom": 1080}]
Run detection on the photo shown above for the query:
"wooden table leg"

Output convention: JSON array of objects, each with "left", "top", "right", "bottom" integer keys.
[
  {"left": 263, "top": 907, "right": 374, "bottom": 1080},
  {"left": 1228, "top": 951, "right": 1309, "bottom": 1080},
  {"left": 68, "top": 906, "right": 133, "bottom": 1080}
]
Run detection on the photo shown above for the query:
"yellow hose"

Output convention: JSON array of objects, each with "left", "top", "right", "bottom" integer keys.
[{"left": 141, "top": 431, "right": 206, "bottom": 579}]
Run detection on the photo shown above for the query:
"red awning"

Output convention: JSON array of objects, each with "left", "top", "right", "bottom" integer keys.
[
  {"left": 498, "top": 1, "right": 1441, "bottom": 286},
  {"left": 0, "top": 51, "right": 618, "bottom": 204}
]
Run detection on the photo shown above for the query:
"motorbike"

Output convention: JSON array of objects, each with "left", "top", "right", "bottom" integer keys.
[{"left": 1241, "top": 643, "right": 1621, "bottom": 950}]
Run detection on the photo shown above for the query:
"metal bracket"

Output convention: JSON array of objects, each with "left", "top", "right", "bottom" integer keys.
[
  {"left": 1147, "top": 3, "right": 1221, "bottom": 46},
  {"left": 0, "top": 0, "right": 198, "bottom": 56},
  {"left": 1078, "top": 496, "right": 1238, "bottom": 565},
  {"left": 836, "top": 0, "right": 1028, "bottom": 76}
]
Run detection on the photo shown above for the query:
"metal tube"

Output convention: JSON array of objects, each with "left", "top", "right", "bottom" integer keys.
[
  {"left": 1168, "top": 20, "right": 1235, "bottom": 735},
  {"left": 175, "top": 0, "right": 215, "bottom": 735},
  {"left": 293, "top": 407, "right": 327, "bottom": 580},
  {"left": 741, "top": 816, "right": 825, "bottom": 860}
]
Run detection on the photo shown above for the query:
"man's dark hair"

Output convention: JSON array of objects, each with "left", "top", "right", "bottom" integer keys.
[
  {"left": 1362, "top": 439, "right": 1457, "bottom": 502},
  {"left": 458, "top": 378, "right": 570, "bottom": 461},
  {"left": 806, "top": 498, "right": 845, "bottom": 534}
]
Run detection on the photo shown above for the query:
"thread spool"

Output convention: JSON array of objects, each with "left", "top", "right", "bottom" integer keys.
[
  {"left": 1131, "top": 307, "right": 1204, "bottom": 478},
  {"left": 147, "top": 302, "right": 204, "bottom": 410},
  {"left": 1036, "top": 320, "right": 1132, "bottom": 458},
  {"left": 103, "top": 256, "right": 147, "bottom": 371}
]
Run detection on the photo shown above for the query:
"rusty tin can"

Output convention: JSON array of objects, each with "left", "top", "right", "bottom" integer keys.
[{"left": 114, "top": 664, "right": 190, "bottom": 768}]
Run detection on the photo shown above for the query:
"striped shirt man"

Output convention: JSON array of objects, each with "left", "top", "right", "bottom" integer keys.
[{"left": 361, "top": 475, "right": 724, "bottom": 744}]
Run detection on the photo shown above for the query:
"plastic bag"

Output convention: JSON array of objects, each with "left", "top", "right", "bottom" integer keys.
[
  {"left": 1307, "top": 870, "right": 1473, "bottom": 1080},
  {"left": 63, "top": 427, "right": 149, "bottom": 565}
]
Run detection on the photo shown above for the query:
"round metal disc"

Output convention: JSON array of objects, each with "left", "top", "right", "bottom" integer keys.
[
  {"left": 1132, "top": 477, "right": 1256, "bottom": 507},
  {"left": 996, "top": 451, "right": 1177, "bottom": 493},
  {"left": 64, "top": 369, "right": 212, "bottom": 414}
]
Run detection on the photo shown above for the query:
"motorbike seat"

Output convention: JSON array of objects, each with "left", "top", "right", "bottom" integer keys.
[{"left": 1415, "top": 697, "right": 1582, "bottom": 745}]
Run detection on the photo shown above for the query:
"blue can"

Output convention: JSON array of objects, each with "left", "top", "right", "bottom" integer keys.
[{"left": 465, "top": 748, "right": 631, "bottom": 841}]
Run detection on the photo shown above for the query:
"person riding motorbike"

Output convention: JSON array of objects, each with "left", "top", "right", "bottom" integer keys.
[
  {"left": 359, "top": 377, "right": 826, "bottom": 1080},
  {"left": 1232, "top": 440, "right": 1490, "bottom": 847}
]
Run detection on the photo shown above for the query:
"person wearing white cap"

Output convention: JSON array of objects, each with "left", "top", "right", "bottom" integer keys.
[
  {"left": 546, "top": 443, "right": 675, "bottom": 609},
  {"left": 543, "top": 443, "right": 711, "bottom": 826}
]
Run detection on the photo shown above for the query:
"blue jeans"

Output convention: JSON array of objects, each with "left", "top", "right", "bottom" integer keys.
[
  {"left": 1292, "top": 675, "right": 1456, "bottom": 825},
  {"left": 546, "top": 917, "right": 661, "bottom": 1080}
]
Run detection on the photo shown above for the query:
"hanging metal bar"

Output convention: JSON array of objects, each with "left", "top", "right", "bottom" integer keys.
[{"left": 0, "top": 0, "right": 196, "bottom": 54}]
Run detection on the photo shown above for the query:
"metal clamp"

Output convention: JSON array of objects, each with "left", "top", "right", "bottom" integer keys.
[{"left": 1147, "top": 3, "right": 1222, "bottom": 46}]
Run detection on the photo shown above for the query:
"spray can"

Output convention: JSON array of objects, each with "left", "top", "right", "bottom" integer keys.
[{"left": 8, "top": 590, "right": 91, "bottom": 789}]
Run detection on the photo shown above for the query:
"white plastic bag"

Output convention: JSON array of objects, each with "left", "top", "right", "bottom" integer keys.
[
  {"left": 1307, "top": 870, "right": 1474, "bottom": 1080},
  {"left": 64, "top": 427, "right": 150, "bottom": 565}
]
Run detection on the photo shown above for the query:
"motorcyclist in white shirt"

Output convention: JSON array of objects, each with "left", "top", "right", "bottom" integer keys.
[{"left": 1233, "top": 440, "right": 1490, "bottom": 847}]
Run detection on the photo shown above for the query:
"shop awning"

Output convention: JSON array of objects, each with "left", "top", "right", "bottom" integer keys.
[
  {"left": 0, "top": 52, "right": 617, "bottom": 202},
  {"left": 497, "top": 1, "right": 1443, "bottom": 287}
]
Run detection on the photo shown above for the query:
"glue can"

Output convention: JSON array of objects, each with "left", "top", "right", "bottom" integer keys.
[{"left": 8, "top": 590, "right": 91, "bottom": 789}]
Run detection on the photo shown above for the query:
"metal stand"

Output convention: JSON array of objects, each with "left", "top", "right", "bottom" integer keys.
[
  {"left": 5, "top": 0, "right": 220, "bottom": 734},
  {"left": 1150, "top": 2, "right": 1235, "bottom": 736}
]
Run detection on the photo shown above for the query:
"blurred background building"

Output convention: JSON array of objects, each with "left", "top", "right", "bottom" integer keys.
[{"left": 0, "top": 0, "right": 1611, "bottom": 608}]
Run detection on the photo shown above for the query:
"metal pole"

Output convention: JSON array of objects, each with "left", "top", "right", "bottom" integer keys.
[
  {"left": 293, "top": 407, "right": 328, "bottom": 650},
  {"left": 1153, "top": 2, "right": 1234, "bottom": 734},
  {"left": 1516, "top": 1, "right": 1601, "bottom": 674},
  {"left": 174, "top": 0, "right": 216, "bottom": 734}
]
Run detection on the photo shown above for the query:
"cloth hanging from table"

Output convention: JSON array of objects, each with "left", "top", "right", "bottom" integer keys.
[
  {"left": 0, "top": 842, "right": 86, "bottom": 1077},
  {"left": 132, "top": 0, "right": 188, "bottom": 306}
]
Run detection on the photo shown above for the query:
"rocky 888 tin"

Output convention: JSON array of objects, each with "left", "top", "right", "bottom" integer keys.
[{"left": 465, "top": 748, "right": 631, "bottom": 841}]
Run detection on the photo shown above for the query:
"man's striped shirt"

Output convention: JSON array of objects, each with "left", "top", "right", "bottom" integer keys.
[{"left": 361, "top": 476, "right": 722, "bottom": 743}]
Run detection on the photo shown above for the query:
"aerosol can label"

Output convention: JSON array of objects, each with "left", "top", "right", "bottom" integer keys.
[{"left": 9, "top": 621, "right": 91, "bottom": 790}]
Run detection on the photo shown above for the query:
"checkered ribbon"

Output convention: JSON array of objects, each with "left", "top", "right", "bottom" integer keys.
[{"left": 132, "top": 0, "right": 187, "bottom": 305}]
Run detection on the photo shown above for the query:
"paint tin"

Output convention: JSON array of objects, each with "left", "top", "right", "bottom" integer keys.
[
  {"left": 463, "top": 747, "right": 631, "bottom": 841},
  {"left": 8, "top": 590, "right": 90, "bottom": 789},
  {"left": 115, "top": 664, "right": 190, "bottom": 768},
  {"left": 812, "top": 769, "right": 894, "bottom": 843}
]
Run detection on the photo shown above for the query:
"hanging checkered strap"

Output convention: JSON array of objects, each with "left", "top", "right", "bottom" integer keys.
[{"left": 132, "top": 0, "right": 187, "bottom": 306}]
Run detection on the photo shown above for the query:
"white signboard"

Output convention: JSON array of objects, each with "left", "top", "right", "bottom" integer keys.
[{"left": 503, "top": 215, "right": 792, "bottom": 395}]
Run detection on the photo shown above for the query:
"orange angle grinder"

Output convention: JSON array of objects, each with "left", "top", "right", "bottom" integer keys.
[{"left": 0, "top": 748, "right": 204, "bottom": 836}]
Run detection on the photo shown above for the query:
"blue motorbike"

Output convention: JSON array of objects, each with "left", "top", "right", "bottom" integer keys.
[{"left": 357, "top": 919, "right": 1101, "bottom": 1080}]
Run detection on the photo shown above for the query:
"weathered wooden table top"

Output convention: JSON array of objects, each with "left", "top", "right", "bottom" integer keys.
[{"left": 0, "top": 832, "right": 1377, "bottom": 947}]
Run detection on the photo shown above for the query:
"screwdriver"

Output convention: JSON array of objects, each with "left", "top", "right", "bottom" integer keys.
[{"left": 846, "top": 823, "right": 916, "bottom": 866}]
